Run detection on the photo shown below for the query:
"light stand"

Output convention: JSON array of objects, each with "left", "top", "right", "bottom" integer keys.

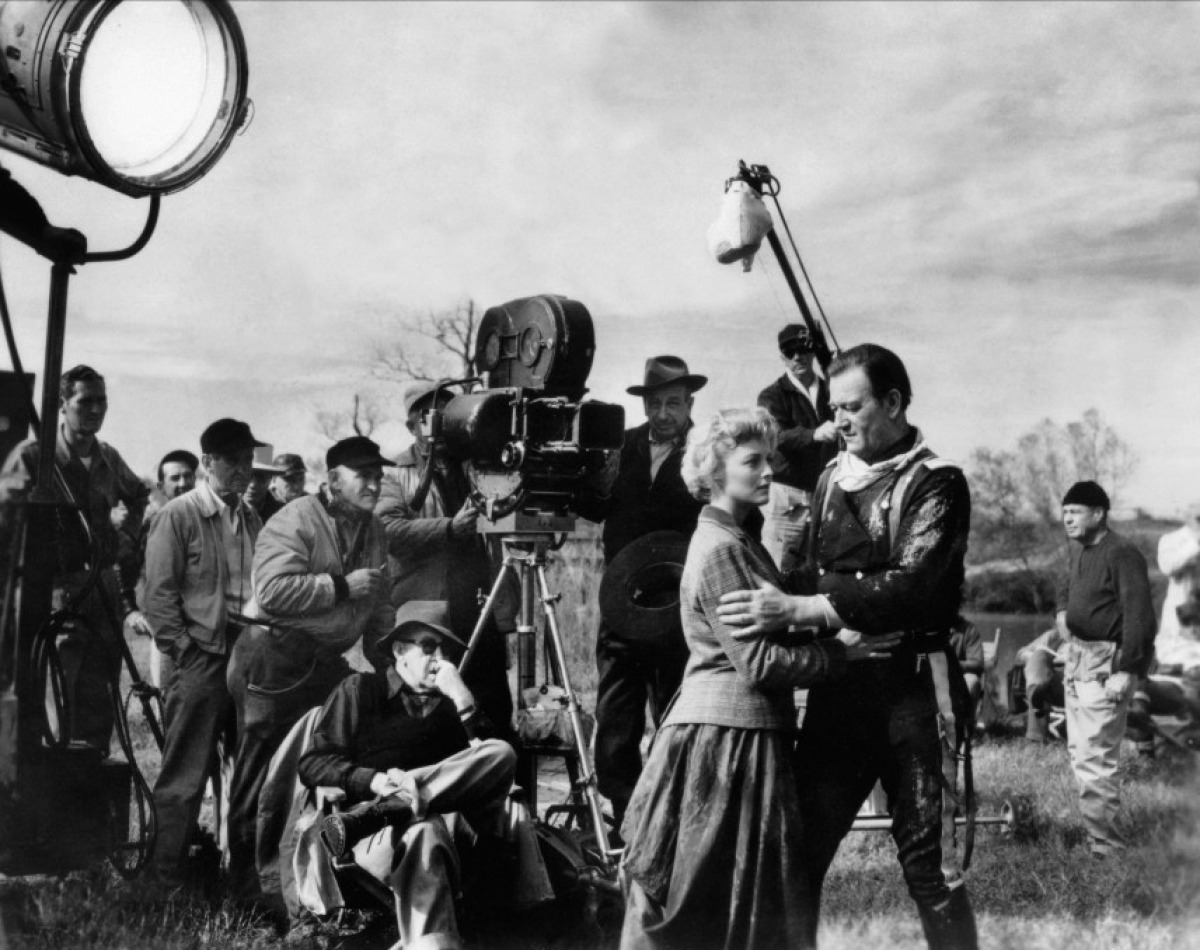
[{"left": 462, "top": 516, "right": 619, "bottom": 886}]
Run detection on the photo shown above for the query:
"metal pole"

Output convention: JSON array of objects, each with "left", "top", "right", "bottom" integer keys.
[{"left": 534, "top": 552, "right": 616, "bottom": 867}]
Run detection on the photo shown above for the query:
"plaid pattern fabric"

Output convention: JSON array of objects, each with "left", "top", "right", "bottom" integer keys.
[{"left": 666, "top": 506, "right": 846, "bottom": 731}]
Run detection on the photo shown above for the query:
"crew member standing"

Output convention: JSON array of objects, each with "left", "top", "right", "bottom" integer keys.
[
  {"left": 719, "top": 343, "right": 978, "bottom": 949},
  {"left": 143, "top": 420, "right": 264, "bottom": 890},
  {"left": 575, "top": 355, "right": 706, "bottom": 829},
  {"left": 226, "top": 435, "right": 394, "bottom": 903},
  {"left": 1057, "top": 480, "right": 1156, "bottom": 858},
  {"left": 756, "top": 324, "right": 837, "bottom": 571},
  {"left": 3, "top": 364, "right": 149, "bottom": 751}
]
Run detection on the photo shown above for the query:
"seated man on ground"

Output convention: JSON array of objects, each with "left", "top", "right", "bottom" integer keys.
[{"left": 297, "top": 600, "right": 517, "bottom": 950}]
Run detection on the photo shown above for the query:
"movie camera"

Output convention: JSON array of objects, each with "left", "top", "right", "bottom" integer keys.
[{"left": 424, "top": 294, "right": 625, "bottom": 529}]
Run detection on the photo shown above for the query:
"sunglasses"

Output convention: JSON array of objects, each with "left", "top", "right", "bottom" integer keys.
[
  {"left": 398, "top": 636, "right": 442, "bottom": 656},
  {"left": 781, "top": 344, "right": 813, "bottom": 359}
]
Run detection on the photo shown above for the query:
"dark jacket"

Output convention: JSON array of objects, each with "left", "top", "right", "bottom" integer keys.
[
  {"left": 757, "top": 374, "right": 835, "bottom": 492},
  {"left": 575, "top": 422, "right": 703, "bottom": 564}
]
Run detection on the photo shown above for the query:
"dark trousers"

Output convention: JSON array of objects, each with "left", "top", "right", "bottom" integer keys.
[
  {"left": 151, "top": 642, "right": 234, "bottom": 879},
  {"left": 594, "top": 622, "right": 688, "bottom": 822},
  {"left": 225, "top": 626, "right": 351, "bottom": 898},
  {"left": 794, "top": 661, "right": 975, "bottom": 947}
]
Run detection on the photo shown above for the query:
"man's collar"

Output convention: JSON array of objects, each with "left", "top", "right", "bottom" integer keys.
[{"left": 196, "top": 479, "right": 244, "bottom": 516}]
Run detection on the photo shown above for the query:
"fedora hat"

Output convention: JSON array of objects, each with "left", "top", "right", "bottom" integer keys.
[
  {"left": 625, "top": 356, "right": 707, "bottom": 397},
  {"left": 251, "top": 444, "right": 285, "bottom": 474},
  {"left": 599, "top": 530, "right": 690, "bottom": 647},
  {"left": 375, "top": 600, "right": 466, "bottom": 660}
]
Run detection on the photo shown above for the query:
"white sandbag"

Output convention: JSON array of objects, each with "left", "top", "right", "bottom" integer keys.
[{"left": 706, "top": 179, "right": 774, "bottom": 271}]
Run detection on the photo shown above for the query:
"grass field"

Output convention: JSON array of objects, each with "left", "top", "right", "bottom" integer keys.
[{"left": 2, "top": 545, "right": 1197, "bottom": 949}]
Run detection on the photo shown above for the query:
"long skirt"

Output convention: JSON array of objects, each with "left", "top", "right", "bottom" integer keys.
[{"left": 618, "top": 722, "right": 812, "bottom": 950}]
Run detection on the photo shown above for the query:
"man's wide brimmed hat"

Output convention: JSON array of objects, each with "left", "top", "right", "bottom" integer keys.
[
  {"left": 599, "top": 531, "right": 689, "bottom": 647},
  {"left": 376, "top": 600, "right": 466, "bottom": 659},
  {"left": 251, "top": 444, "right": 285, "bottom": 474},
  {"left": 625, "top": 356, "right": 707, "bottom": 396}
]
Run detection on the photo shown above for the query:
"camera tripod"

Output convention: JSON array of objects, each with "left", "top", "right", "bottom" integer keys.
[{"left": 460, "top": 523, "right": 618, "bottom": 878}]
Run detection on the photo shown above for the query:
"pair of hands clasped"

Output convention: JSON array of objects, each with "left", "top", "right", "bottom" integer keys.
[{"left": 716, "top": 581, "right": 903, "bottom": 662}]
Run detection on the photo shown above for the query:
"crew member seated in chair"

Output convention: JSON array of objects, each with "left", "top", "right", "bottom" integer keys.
[{"left": 298, "top": 600, "right": 517, "bottom": 950}]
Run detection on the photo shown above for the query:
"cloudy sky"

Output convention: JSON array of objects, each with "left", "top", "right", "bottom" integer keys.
[{"left": 2, "top": 1, "right": 1197, "bottom": 514}]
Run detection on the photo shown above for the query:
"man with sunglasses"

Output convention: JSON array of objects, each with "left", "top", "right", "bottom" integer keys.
[
  {"left": 298, "top": 600, "right": 517, "bottom": 950},
  {"left": 757, "top": 324, "right": 838, "bottom": 571}
]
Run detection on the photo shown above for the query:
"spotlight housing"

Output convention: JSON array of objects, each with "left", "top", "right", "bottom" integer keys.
[{"left": 0, "top": 0, "right": 250, "bottom": 197}]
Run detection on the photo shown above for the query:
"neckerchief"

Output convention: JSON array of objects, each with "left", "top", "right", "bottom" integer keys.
[{"left": 831, "top": 427, "right": 927, "bottom": 493}]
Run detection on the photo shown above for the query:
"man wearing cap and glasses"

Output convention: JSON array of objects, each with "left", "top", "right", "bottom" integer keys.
[
  {"left": 575, "top": 355, "right": 708, "bottom": 830},
  {"left": 269, "top": 453, "right": 309, "bottom": 509},
  {"left": 757, "top": 324, "right": 837, "bottom": 571},
  {"left": 1057, "top": 480, "right": 1156, "bottom": 859},
  {"left": 376, "top": 381, "right": 518, "bottom": 743},
  {"left": 225, "top": 435, "right": 395, "bottom": 905},
  {"left": 298, "top": 600, "right": 517, "bottom": 950},
  {"left": 142, "top": 419, "right": 265, "bottom": 892}
]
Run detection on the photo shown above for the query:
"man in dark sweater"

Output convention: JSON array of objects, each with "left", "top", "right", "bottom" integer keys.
[
  {"left": 756, "top": 323, "right": 837, "bottom": 570},
  {"left": 574, "top": 355, "right": 707, "bottom": 827},
  {"left": 298, "top": 600, "right": 516, "bottom": 950},
  {"left": 1056, "top": 480, "right": 1156, "bottom": 858}
]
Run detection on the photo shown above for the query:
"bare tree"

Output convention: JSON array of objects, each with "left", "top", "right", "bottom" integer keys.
[
  {"left": 968, "top": 408, "right": 1138, "bottom": 611},
  {"left": 314, "top": 393, "right": 384, "bottom": 441},
  {"left": 371, "top": 298, "right": 478, "bottom": 384}
]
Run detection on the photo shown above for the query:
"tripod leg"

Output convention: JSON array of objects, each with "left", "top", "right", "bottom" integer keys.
[
  {"left": 460, "top": 558, "right": 514, "bottom": 676},
  {"left": 535, "top": 563, "right": 616, "bottom": 867}
]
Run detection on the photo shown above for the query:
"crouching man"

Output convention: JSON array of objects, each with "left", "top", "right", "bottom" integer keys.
[{"left": 298, "top": 600, "right": 517, "bottom": 950}]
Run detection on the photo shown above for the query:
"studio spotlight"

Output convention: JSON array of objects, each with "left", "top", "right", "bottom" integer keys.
[{"left": 0, "top": 0, "right": 250, "bottom": 197}]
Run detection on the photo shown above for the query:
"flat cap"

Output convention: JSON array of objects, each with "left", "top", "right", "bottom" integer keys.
[
  {"left": 200, "top": 418, "right": 266, "bottom": 455},
  {"left": 326, "top": 435, "right": 396, "bottom": 472}
]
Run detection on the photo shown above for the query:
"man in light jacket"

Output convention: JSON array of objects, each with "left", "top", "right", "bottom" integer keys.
[
  {"left": 225, "top": 435, "right": 395, "bottom": 906},
  {"left": 143, "top": 419, "right": 265, "bottom": 891}
]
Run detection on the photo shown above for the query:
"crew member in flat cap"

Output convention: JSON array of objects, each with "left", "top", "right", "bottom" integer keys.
[
  {"left": 142, "top": 419, "right": 265, "bottom": 893},
  {"left": 268, "top": 452, "right": 309, "bottom": 510},
  {"left": 376, "top": 381, "right": 518, "bottom": 744},
  {"left": 756, "top": 323, "right": 837, "bottom": 571},
  {"left": 575, "top": 355, "right": 708, "bottom": 830},
  {"left": 226, "top": 434, "right": 395, "bottom": 904},
  {"left": 298, "top": 599, "right": 518, "bottom": 950},
  {"left": 1056, "top": 480, "right": 1156, "bottom": 859}
]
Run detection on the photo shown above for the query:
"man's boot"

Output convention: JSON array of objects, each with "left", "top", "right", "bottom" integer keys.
[
  {"left": 917, "top": 887, "right": 978, "bottom": 950},
  {"left": 321, "top": 797, "right": 414, "bottom": 860}
]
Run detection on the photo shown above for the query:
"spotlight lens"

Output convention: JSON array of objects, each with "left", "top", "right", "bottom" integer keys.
[{"left": 77, "top": 1, "right": 244, "bottom": 192}]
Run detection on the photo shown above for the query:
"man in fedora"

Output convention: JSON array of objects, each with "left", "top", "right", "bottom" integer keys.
[
  {"left": 243, "top": 445, "right": 286, "bottom": 523},
  {"left": 757, "top": 323, "right": 838, "bottom": 571},
  {"left": 226, "top": 434, "right": 395, "bottom": 905},
  {"left": 576, "top": 355, "right": 707, "bottom": 829},
  {"left": 298, "top": 599, "right": 517, "bottom": 950},
  {"left": 142, "top": 419, "right": 265, "bottom": 892},
  {"left": 376, "top": 381, "right": 517, "bottom": 742}
]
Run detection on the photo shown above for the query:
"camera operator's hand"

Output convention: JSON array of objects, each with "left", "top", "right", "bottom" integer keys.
[
  {"left": 836, "top": 628, "right": 904, "bottom": 661},
  {"left": 430, "top": 657, "right": 475, "bottom": 711},
  {"left": 345, "top": 567, "right": 387, "bottom": 601},
  {"left": 449, "top": 499, "right": 478, "bottom": 539},
  {"left": 813, "top": 420, "right": 839, "bottom": 444}
]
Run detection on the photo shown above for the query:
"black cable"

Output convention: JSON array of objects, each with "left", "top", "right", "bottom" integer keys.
[{"left": 767, "top": 190, "right": 841, "bottom": 353}]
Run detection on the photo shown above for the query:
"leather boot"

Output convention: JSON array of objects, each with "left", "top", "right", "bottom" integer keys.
[
  {"left": 917, "top": 887, "right": 978, "bottom": 950},
  {"left": 321, "top": 798, "right": 414, "bottom": 859}
]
